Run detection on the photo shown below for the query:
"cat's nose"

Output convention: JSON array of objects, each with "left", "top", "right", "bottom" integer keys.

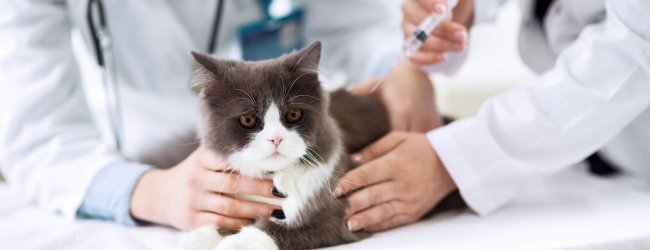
[{"left": 268, "top": 137, "right": 283, "bottom": 147}]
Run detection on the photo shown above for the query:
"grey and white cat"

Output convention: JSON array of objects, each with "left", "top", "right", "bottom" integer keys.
[{"left": 178, "top": 41, "right": 391, "bottom": 250}]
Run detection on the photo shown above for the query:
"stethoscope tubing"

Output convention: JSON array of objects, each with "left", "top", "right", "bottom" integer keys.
[{"left": 87, "top": 0, "right": 224, "bottom": 152}]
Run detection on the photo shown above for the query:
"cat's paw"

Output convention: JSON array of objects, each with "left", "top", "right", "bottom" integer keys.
[
  {"left": 216, "top": 226, "right": 278, "bottom": 250},
  {"left": 177, "top": 226, "right": 223, "bottom": 250}
]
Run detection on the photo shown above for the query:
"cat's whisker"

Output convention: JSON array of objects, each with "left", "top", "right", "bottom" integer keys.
[
  {"left": 289, "top": 103, "right": 321, "bottom": 115},
  {"left": 234, "top": 88, "right": 258, "bottom": 108},
  {"left": 289, "top": 101, "right": 318, "bottom": 110},
  {"left": 271, "top": 70, "right": 289, "bottom": 99},
  {"left": 234, "top": 170, "right": 241, "bottom": 198},
  {"left": 227, "top": 97, "right": 256, "bottom": 107},
  {"left": 283, "top": 71, "right": 312, "bottom": 101},
  {"left": 170, "top": 140, "right": 201, "bottom": 146},
  {"left": 287, "top": 94, "right": 321, "bottom": 102}
]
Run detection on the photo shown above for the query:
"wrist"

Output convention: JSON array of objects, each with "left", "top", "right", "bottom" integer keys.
[
  {"left": 429, "top": 141, "right": 457, "bottom": 196},
  {"left": 394, "top": 60, "right": 423, "bottom": 75},
  {"left": 387, "top": 60, "right": 429, "bottom": 90},
  {"left": 130, "top": 168, "right": 168, "bottom": 225}
]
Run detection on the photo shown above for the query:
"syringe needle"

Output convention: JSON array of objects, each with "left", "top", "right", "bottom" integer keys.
[{"left": 370, "top": 8, "right": 451, "bottom": 93}]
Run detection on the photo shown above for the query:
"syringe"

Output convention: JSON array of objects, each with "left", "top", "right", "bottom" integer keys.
[
  {"left": 370, "top": 4, "right": 453, "bottom": 93},
  {"left": 402, "top": 8, "right": 452, "bottom": 59}
]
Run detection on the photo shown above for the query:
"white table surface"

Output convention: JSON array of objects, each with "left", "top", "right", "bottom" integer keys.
[{"left": 2, "top": 166, "right": 650, "bottom": 250}]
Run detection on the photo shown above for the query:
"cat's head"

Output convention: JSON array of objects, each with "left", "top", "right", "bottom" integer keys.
[{"left": 192, "top": 42, "right": 335, "bottom": 178}]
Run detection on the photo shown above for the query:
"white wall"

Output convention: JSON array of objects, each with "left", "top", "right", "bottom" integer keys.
[{"left": 433, "top": 1, "right": 537, "bottom": 119}]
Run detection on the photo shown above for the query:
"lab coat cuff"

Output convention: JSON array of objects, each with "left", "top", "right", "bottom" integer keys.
[
  {"left": 427, "top": 125, "right": 499, "bottom": 216},
  {"left": 76, "top": 162, "right": 152, "bottom": 226}
]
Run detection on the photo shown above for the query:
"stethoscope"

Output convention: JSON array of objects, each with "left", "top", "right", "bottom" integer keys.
[{"left": 86, "top": 0, "right": 224, "bottom": 152}]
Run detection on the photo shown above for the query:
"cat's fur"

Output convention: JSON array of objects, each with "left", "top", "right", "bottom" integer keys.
[{"left": 181, "top": 41, "right": 390, "bottom": 250}]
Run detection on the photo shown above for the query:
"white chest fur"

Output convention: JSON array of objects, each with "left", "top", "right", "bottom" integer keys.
[
  {"left": 272, "top": 153, "right": 339, "bottom": 226},
  {"left": 237, "top": 141, "right": 342, "bottom": 226}
]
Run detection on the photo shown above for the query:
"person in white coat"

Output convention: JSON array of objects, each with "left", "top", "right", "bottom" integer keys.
[
  {"left": 338, "top": 0, "right": 650, "bottom": 233},
  {"left": 1, "top": 0, "right": 446, "bottom": 231}
]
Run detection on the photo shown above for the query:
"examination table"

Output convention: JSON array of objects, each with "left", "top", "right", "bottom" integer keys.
[{"left": 1, "top": 165, "right": 650, "bottom": 250}]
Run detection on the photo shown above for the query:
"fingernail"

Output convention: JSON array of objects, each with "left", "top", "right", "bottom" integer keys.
[
  {"left": 436, "top": 54, "right": 447, "bottom": 62},
  {"left": 434, "top": 3, "right": 447, "bottom": 14},
  {"left": 347, "top": 220, "right": 359, "bottom": 231},
  {"left": 271, "top": 209, "right": 286, "bottom": 220},
  {"left": 454, "top": 31, "right": 467, "bottom": 42},
  {"left": 272, "top": 186, "right": 287, "bottom": 198},
  {"left": 335, "top": 187, "right": 343, "bottom": 197},
  {"left": 351, "top": 154, "right": 362, "bottom": 163},
  {"left": 452, "top": 43, "right": 464, "bottom": 51}
]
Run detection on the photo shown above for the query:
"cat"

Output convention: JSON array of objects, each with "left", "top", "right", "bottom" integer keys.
[{"left": 179, "top": 41, "right": 391, "bottom": 250}]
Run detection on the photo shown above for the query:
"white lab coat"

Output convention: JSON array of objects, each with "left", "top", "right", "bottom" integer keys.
[
  {"left": 0, "top": 0, "right": 401, "bottom": 219},
  {"left": 429, "top": 0, "right": 650, "bottom": 215}
]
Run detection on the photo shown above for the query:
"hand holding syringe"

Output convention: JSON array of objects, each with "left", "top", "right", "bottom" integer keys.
[{"left": 371, "top": 0, "right": 462, "bottom": 92}]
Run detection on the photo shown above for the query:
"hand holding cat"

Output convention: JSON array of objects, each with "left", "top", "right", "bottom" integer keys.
[
  {"left": 130, "top": 146, "right": 282, "bottom": 230},
  {"left": 350, "top": 61, "right": 442, "bottom": 132},
  {"left": 335, "top": 131, "right": 457, "bottom": 232},
  {"left": 402, "top": 0, "right": 474, "bottom": 65}
]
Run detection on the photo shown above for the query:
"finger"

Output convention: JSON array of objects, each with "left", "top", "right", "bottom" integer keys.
[
  {"left": 410, "top": 51, "right": 446, "bottom": 65},
  {"left": 353, "top": 132, "right": 407, "bottom": 164},
  {"left": 365, "top": 214, "right": 415, "bottom": 233},
  {"left": 195, "top": 192, "right": 278, "bottom": 219},
  {"left": 415, "top": 0, "right": 449, "bottom": 14},
  {"left": 431, "top": 21, "right": 468, "bottom": 43},
  {"left": 336, "top": 155, "right": 395, "bottom": 197},
  {"left": 197, "top": 148, "right": 229, "bottom": 171},
  {"left": 200, "top": 171, "right": 277, "bottom": 198},
  {"left": 402, "top": 0, "right": 433, "bottom": 26},
  {"left": 347, "top": 201, "right": 408, "bottom": 232},
  {"left": 193, "top": 212, "right": 252, "bottom": 230},
  {"left": 348, "top": 78, "right": 379, "bottom": 95},
  {"left": 347, "top": 181, "right": 400, "bottom": 216},
  {"left": 403, "top": 21, "right": 463, "bottom": 53}
]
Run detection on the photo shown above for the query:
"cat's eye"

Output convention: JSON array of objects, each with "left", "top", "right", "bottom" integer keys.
[
  {"left": 239, "top": 113, "right": 257, "bottom": 129},
  {"left": 285, "top": 109, "right": 302, "bottom": 123}
]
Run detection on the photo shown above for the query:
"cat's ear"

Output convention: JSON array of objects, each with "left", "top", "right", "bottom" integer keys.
[
  {"left": 285, "top": 41, "right": 321, "bottom": 73},
  {"left": 191, "top": 51, "right": 218, "bottom": 72},
  {"left": 190, "top": 51, "right": 228, "bottom": 92}
]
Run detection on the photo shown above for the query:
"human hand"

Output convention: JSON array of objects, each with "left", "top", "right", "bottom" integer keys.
[
  {"left": 335, "top": 131, "right": 456, "bottom": 232},
  {"left": 350, "top": 61, "right": 442, "bottom": 132},
  {"left": 402, "top": 0, "right": 475, "bottom": 65},
  {"left": 130, "top": 147, "right": 282, "bottom": 230}
]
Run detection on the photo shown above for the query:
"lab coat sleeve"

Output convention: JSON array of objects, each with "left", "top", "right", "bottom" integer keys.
[
  {"left": 0, "top": 0, "right": 130, "bottom": 219},
  {"left": 77, "top": 163, "right": 151, "bottom": 225},
  {"left": 427, "top": 0, "right": 650, "bottom": 215}
]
